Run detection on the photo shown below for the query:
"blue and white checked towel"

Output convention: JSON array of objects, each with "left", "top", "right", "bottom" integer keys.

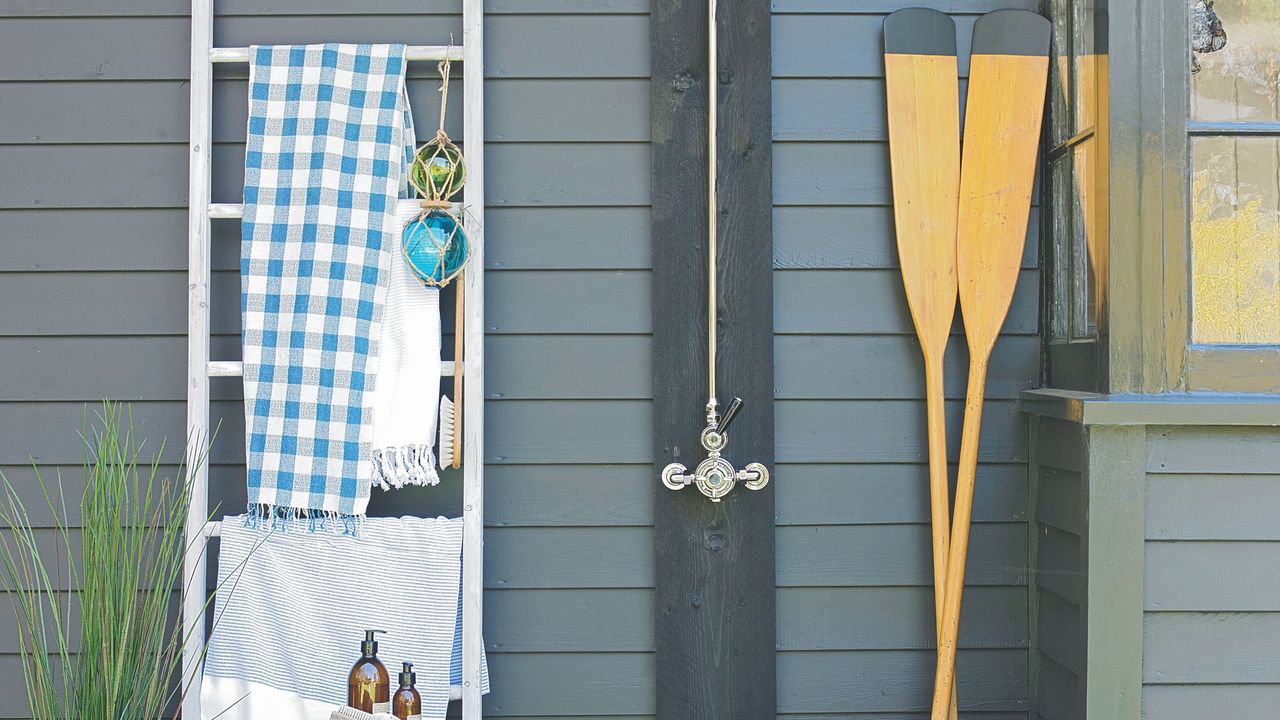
[
  {"left": 202, "top": 515, "right": 489, "bottom": 720},
  {"left": 241, "top": 44, "right": 440, "bottom": 521}
]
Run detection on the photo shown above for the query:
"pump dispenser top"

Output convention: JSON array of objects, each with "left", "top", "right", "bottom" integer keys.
[
  {"left": 361, "top": 629, "right": 383, "bottom": 656},
  {"left": 393, "top": 661, "right": 422, "bottom": 719},
  {"left": 348, "top": 630, "right": 390, "bottom": 714}
]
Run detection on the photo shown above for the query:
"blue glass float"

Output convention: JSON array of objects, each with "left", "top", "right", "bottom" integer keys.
[{"left": 402, "top": 209, "right": 469, "bottom": 287}]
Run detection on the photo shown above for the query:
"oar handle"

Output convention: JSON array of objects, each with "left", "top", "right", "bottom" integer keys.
[
  {"left": 931, "top": 356, "right": 989, "bottom": 720},
  {"left": 923, "top": 354, "right": 951, "bottom": 623},
  {"left": 923, "top": 354, "right": 959, "bottom": 720}
]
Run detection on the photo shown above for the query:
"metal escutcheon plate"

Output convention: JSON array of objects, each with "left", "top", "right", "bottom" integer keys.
[
  {"left": 743, "top": 462, "right": 769, "bottom": 490},
  {"left": 693, "top": 456, "right": 736, "bottom": 500},
  {"left": 661, "top": 462, "right": 689, "bottom": 490},
  {"left": 700, "top": 427, "right": 725, "bottom": 452}
]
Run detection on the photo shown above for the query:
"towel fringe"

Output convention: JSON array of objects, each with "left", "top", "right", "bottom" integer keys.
[
  {"left": 372, "top": 444, "right": 441, "bottom": 490},
  {"left": 245, "top": 503, "right": 364, "bottom": 536}
]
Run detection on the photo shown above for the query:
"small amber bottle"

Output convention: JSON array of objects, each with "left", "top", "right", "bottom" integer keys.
[
  {"left": 348, "top": 630, "right": 391, "bottom": 714},
  {"left": 392, "top": 661, "right": 422, "bottom": 719}
]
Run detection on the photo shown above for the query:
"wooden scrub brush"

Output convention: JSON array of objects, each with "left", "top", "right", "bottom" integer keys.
[{"left": 438, "top": 273, "right": 463, "bottom": 470}]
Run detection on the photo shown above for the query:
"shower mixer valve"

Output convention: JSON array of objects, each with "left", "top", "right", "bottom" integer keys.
[{"left": 661, "top": 397, "right": 770, "bottom": 501}]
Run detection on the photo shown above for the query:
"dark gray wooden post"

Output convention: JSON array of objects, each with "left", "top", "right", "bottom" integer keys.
[{"left": 651, "top": 0, "right": 775, "bottom": 716}]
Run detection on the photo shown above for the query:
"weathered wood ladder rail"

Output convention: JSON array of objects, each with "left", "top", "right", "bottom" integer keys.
[{"left": 183, "top": 2, "right": 488, "bottom": 718}]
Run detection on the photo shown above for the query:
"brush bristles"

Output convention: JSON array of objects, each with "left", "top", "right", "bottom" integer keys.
[{"left": 438, "top": 394, "right": 455, "bottom": 469}]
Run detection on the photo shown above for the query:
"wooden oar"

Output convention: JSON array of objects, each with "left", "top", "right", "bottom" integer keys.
[
  {"left": 883, "top": 9, "right": 961, "bottom": 720},
  {"left": 930, "top": 11, "right": 1049, "bottom": 720}
]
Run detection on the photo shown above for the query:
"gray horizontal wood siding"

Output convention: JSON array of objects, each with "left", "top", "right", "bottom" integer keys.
[
  {"left": 772, "top": 1, "right": 1035, "bottom": 717},
  {"left": 0, "top": 4, "right": 654, "bottom": 719},
  {"left": 1142, "top": 426, "right": 1280, "bottom": 720},
  {"left": 1029, "top": 417, "right": 1086, "bottom": 720},
  {"left": 0, "top": 1, "right": 1040, "bottom": 718}
]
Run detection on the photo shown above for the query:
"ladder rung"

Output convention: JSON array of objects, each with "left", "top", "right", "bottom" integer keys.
[
  {"left": 210, "top": 45, "right": 464, "bottom": 64},
  {"left": 209, "top": 360, "right": 456, "bottom": 377},
  {"left": 209, "top": 200, "right": 456, "bottom": 220}
]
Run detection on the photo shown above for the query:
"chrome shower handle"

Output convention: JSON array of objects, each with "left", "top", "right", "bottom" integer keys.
[{"left": 661, "top": 396, "right": 769, "bottom": 501}]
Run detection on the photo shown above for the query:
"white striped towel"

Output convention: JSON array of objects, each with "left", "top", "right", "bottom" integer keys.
[
  {"left": 202, "top": 515, "right": 489, "bottom": 720},
  {"left": 368, "top": 203, "right": 443, "bottom": 490}
]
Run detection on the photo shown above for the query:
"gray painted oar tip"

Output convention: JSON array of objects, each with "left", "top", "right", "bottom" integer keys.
[
  {"left": 883, "top": 8, "right": 957, "bottom": 57},
  {"left": 971, "top": 9, "right": 1051, "bottom": 57}
]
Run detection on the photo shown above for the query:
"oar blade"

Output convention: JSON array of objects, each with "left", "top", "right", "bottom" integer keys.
[
  {"left": 971, "top": 8, "right": 1052, "bottom": 59},
  {"left": 955, "top": 9, "right": 1050, "bottom": 355},
  {"left": 884, "top": 8, "right": 960, "bottom": 355},
  {"left": 884, "top": 8, "right": 956, "bottom": 57}
]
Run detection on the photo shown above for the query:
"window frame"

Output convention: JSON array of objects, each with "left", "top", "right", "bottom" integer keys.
[
  {"left": 1178, "top": 2, "right": 1280, "bottom": 392},
  {"left": 1106, "top": 0, "right": 1280, "bottom": 393}
]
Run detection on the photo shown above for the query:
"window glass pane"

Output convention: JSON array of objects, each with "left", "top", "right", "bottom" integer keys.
[
  {"left": 1046, "top": 0, "right": 1108, "bottom": 344},
  {"left": 1050, "top": 154, "right": 1073, "bottom": 339},
  {"left": 1190, "top": 0, "right": 1280, "bottom": 122},
  {"left": 1073, "top": 138, "right": 1106, "bottom": 335},
  {"left": 1049, "top": 0, "right": 1071, "bottom": 145},
  {"left": 1071, "top": 143, "right": 1091, "bottom": 338},
  {"left": 1072, "top": 0, "right": 1097, "bottom": 134},
  {"left": 1191, "top": 136, "right": 1280, "bottom": 344},
  {"left": 1076, "top": 0, "right": 1107, "bottom": 335}
]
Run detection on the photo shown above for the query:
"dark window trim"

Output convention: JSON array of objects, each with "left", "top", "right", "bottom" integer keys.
[
  {"left": 1047, "top": 339, "right": 1104, "bottom": 392},
  {"left": 1041, "top": 0, "right": 1108, "bottom": 392}
]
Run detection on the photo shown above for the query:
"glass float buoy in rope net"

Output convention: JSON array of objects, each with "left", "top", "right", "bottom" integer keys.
[{"left": 403, "top": 131, "right": 470, "bottom": 288}]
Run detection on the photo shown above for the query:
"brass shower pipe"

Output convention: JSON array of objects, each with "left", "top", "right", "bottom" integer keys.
[{"left": 660, "top": 0, "right": 769, "bottom": 502}]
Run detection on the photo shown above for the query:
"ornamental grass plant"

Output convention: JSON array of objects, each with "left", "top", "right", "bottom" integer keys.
[{"left": 0, "top": 401, "right": 214, "bottom": 719}]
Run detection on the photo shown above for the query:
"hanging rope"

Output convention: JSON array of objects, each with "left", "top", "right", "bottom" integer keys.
[
  {"left": 436, "top": 37, "right": 453, "bottom": 138},
  {"left": 707, "top": 0, "right": 718, "bottom": 404},
  {"left": 409, "top": 36, "right": 462, "bottom": 211}
]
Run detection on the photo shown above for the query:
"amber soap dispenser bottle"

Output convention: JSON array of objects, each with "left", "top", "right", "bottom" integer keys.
[
  {"left": 392, "top": 661, "right": 422, "bottom": 719},
  {"left": 348, "top": 630, "right": 390, "bottom": 714}
]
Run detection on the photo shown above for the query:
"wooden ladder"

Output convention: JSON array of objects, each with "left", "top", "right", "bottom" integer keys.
[{"left": 183, "top": 2, "right": 487, "bottom": 718}]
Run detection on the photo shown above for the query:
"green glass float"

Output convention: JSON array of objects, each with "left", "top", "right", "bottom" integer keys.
[{"left": 410, "top": 141, "right": 466, "bottom": 201}]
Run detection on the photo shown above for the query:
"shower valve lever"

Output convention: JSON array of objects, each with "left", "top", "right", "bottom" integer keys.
[
  {"left": 716, "top": 397, "right": 743, "bottom": 434},
  {"left": 661, "top": 396, "right": 769, "bottom": 502}
]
